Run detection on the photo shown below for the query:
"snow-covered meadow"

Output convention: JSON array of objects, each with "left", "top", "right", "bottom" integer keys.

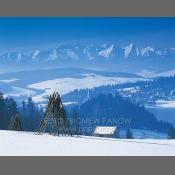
[
  {"left": 0, "top": 130, "right": 175, "bottom": 156},
  {"left": 27, "top": 74, "right": 145, "bottom": 103}
]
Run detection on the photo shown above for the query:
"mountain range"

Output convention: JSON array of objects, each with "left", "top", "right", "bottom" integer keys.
[
  {"left": 1, "top": 43, "right": 175, "bottom": 73},
  {"left": 1, "top": 43, "right": 175, "bottom": 62}
]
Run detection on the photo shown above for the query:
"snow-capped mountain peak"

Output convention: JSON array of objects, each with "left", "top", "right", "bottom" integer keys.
[
  {"left": 140, "top": 46, "right": 155, "bottom": 56},
  {"left": 47, "top": 49, "right": 58, "bottom": 61},
  {"left": 32, "top": 50, "right": 40, "bottom": 60},
  {"left": 98, "top": 44, "right": 114, "bottom": 58},
  {"left": 66, "top": 49, "right": 79, "bottom": 60},
  {"left": 1, "top": 43, "right": 175, "bottom": 66},
  {"left": 83, "top": 48, "right": 94, "bottom": 60},
  {"left": 17, "top": 53, "right": 22, "bottom": 63},
  {"left": 123, "top": 43, "right": 138, "bottom": 58}
]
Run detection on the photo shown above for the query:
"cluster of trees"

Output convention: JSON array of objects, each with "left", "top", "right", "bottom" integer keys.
[
  {"left": 63, "top": 85, "right": 119, "bottom": 104},
  {"left": 0, "top": 91, "right": 43, "bottom": 131},
  {"left": 79, "top": 93, "right": 172, "bottom": 133},
  {"left": 168, "top": 126, "right": 175, "bottom": 139},
  {"left": 116, "top": 127, "right": 175, "bottom": 139},
  {"left": 116, "top": 76, "right": 175, "bottom": 105},
  {"left": 0, "top": 91, "right": 82, "bottom": 134},
  {"left": 63, "top": 75, "right": 175, "bottom": 106},
  {"left": 1, "top": 89, "right": 175, "bottom": 139},
  {"left": 19, "top": 97, "right": 43, "bottom": 131},
  {"left": 126, "top": 129, "right": 133, "bottom": 139},
  {"left": 0, "top": 92, "right": 18, "bottom": 129},
  {"left": 70, "top": 110, "right": 82, "bottom": 135}
]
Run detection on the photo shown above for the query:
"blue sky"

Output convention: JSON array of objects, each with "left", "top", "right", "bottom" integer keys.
[{"left": 0, "top": 17, "right": 175, "bottom": 52}]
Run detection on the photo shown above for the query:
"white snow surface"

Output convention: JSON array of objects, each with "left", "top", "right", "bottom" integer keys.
[
  {"left": 0, "top": 130, "right": 175, "bottom": 156},
  {"left": 4, "top": 86, "right": 36, "bottom": 98},
  {"left": 155, "top": 100, "right": 175, "bottom": 108},
  {"left": 138, "top": 69, "right": 175, "bottom": 78},
  {"left": 121, "top": 87, "right": 140, "bottom": 93},
  {"left": 155, "top": 69, "right": 175, "bottom": 77},
  {"left": 27, "top": 74, "right": 144, "bottom": 103},
  {"left": 0, "top": 78, "right": 19, "bottom": 83}
]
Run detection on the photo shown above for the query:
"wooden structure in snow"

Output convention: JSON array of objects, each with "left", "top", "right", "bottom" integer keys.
[{"left": 38, "top": 91, "right": 72, "bottom": 136}]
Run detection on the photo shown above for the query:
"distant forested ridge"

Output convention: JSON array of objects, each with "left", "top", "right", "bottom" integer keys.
[
  {"left": 63, "top": 75, "right": 175, "bottom": 106},
  {"left": 0, "top": 87, "right": 173, "bottom": 134},
  {"left": 78, "top": 94, "right": 172, "bottom": 133}
]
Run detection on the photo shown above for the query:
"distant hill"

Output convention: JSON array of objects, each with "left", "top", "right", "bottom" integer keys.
[
  {"left": 63, "top": 75, "right": 175, "bottom": 107},
  {"left": 0, "top": 67, "right": 143, "bottom": 104},
  {"left": 77, "top": 94, "right": 172, "bottom": 133}
]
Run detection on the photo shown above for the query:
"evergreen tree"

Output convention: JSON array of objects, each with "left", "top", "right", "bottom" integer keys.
[
  {"left": 8, "top": 113, "right": 22, "bottom": 131},
  {"left": 26, "top": 97, "right": 35, "bottom": 117},
  {"left": 0, "top": 96, "right": 18, "bottom": 129},
  {"left": 21, "top": 101, "right": 27, "bottom": 116},
  {"left": 4, "top": 97, "right": 18, "bottom": 124},
  {"left": 126, "top": 128, "right": 133, "bottom": 139},
  {"left": 168, "top": 126, "right": 175, "bottom": 139},
  {"left": 79, "top": 93, "right": 171, "bottom": 132},
  {"left": 18, "top": 98, "right": 44, "bottom": 132}
]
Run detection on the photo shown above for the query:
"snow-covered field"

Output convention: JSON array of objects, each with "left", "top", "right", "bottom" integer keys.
[
  {"left": 27, "top": 74, "right": 144, "bottom": 103},
  {"left": 0, "top": 130, "right": 175, "bottom": 156},
  {"left": 155, "top": 100, "right": 175, "bottom": 108}
]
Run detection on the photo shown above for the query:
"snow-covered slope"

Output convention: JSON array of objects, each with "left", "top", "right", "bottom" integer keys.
[
  {"left": 0, "top": 68, "right": 144, "bottom": 103},
  {"left": 138, "top": 69, "right": 175, "bottom": 78},
  {"left": 0, "top": 130, "right": 175, "bottom": 156},
  {"left": 28, "top": 73, "right": 144, "bottom": 103},
  {"left": 154, "top": 69, "right": 175, "bottom": 77}
]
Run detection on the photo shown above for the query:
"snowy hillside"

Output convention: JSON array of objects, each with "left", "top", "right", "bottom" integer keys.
[
  {"left": 0, "top": 68, "right": 144, "bottom": 103},
  {"left": 0, "top": 130, "right": 175, "bottom": 156},
  {"left": 28, "top": 74, "right": 144, "bottom": 103}
]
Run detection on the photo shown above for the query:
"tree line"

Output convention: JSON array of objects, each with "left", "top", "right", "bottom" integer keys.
[
  {"left": 0, "top": 91, "right": 175, "bottom": 139},
  {"left": 0, "top": 91, "right": 43, "bottom": 131},
  {"left": 0, "top": 91, "right": 82, "bottom": 135}
]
